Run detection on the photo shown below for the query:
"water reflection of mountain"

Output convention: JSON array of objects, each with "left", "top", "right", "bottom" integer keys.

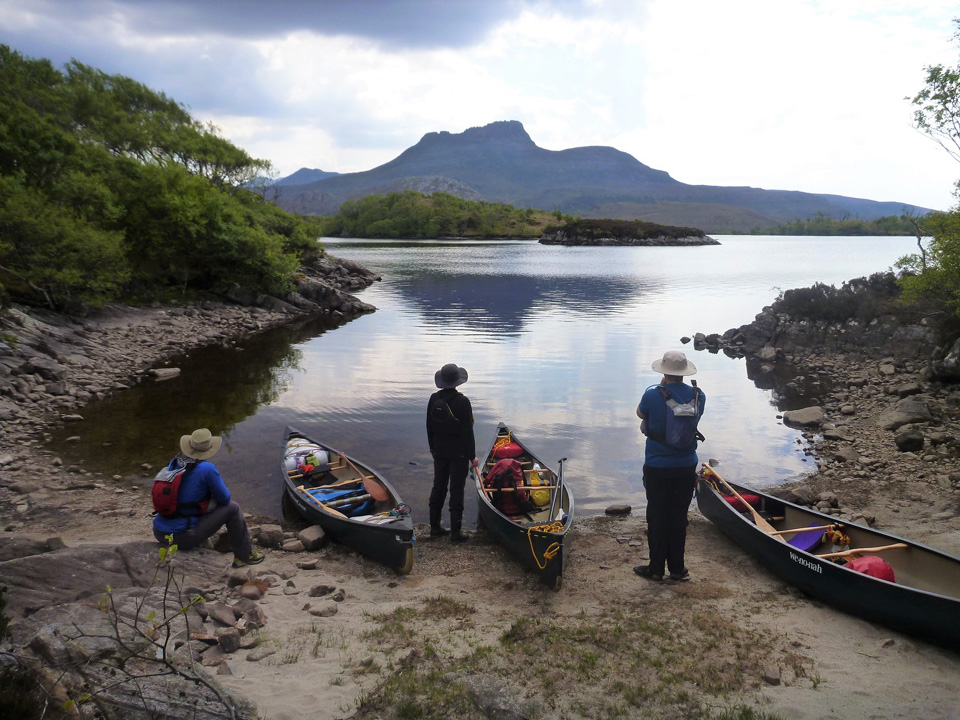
[{"left": 389, "top": 271, "right": 661, "bottom": 334}]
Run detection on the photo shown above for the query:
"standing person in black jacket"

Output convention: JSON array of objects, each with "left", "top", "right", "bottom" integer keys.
[{"left": 426, "top": 363, "right": 478, "bottom": 543}]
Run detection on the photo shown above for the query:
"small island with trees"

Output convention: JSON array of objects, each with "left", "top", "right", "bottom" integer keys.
[{"left": 538, "top": 218, "right": 719, "bottom": 246}]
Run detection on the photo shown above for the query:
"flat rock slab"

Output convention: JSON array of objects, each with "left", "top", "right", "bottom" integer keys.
[{"left": 0, "top": 540, "right": 230, "bottom": 618}]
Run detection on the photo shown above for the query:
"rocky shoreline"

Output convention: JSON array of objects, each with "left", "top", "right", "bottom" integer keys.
[
  {"left": 689, "top": 305, "right": 960, "bottom": 533},
  {"left": 0, "top": 255, "right": 379, "bottom": 452}
]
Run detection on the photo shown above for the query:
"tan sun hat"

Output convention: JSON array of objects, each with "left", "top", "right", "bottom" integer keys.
[
  {"left": 651, "top": 350, "right": 697, "bottom": 376},
  {"left": 180, "top": 428, "right": 222, "bottom": 460}
]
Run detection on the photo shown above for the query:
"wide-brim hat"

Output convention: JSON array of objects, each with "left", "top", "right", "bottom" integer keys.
[
  {"left": 651, "top": 350, "right": 697, "bottom": 376},
  {"left": 435, "top": 363, "right": 468, "bottom": 389},
  {"left": 180, "top": 428, "right": 222, "bottom": 460}
]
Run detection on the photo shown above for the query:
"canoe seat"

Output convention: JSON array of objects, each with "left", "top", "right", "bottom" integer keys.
[{"left": 787, "top": 526, "right": 826, "bottom": 552}]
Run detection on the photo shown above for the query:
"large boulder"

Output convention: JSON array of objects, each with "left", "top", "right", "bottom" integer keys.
[
  {"left": 782, "top": 406, "right": 825, "bottom": 427},
  {"left": 875, "top": 397, "right": 934, "bottom": 430}
]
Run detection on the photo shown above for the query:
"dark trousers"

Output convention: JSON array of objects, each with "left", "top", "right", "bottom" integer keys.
[
  {"left": 153, "top": 500, "right": 253, "bottom": 559},
  {"left": 430, "top": 455, "right": 468, "bottom": 531},
  {"left": 642, "top": 464, "right": 698, "bottom": 575}
]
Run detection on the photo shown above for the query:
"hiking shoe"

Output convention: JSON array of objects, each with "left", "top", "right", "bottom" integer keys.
[
  {"left": 633, "top": 565, "right": 664, "bottom": 581},
  {"left": 430, "top": 526, "right": 450, "bottom": 537},
  {"left": 669, "top": 569, "right": 691, "bottom": 582},
  {"left": 450, "top": 530, "right": 470, "bottom": 543},
  {"left": 232, "top": 551, "right": 265, "bottom": 568}
]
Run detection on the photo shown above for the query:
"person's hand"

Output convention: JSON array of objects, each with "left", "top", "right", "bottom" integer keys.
[{"left": 471, "top": 457, "right": 480, "bottom": 469}]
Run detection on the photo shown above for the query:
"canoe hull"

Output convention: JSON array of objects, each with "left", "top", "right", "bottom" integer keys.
[
  {"left": 696, "top": 474, "right": 960, "bottom": 649},
  {"left": 477, "top": 423, "right": 574, "bottom": 589},
  {"left": 282, "top": 427, "right": 415, "bottom": 573}
]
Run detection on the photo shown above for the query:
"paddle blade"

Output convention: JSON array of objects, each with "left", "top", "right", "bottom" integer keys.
[{"left": 363, "top": 478, "right": 390, "bottom": 502}]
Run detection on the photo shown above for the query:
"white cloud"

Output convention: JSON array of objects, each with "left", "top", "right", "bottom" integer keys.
[{"left": 1, "top": 0, "right": 959, "bottom": 208}]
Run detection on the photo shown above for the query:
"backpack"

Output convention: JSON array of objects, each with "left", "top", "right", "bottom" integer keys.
[
  {"left": 428, "top": 394, "right": 461, "bottom": 436},
  {"left": 648, "top": 381, "right": 705, "bottom": 450},
  {"left": 151, "top": 458, "right": 202, "bottom": 518},
  {"left": 486, "top": 458, "right": 535, "bottom": 516}
]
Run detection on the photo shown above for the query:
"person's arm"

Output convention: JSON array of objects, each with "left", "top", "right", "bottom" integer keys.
[
  {"left": 459, "top": 395, "right": 477, "bottom": 462},
  {"left": 426, "top": 396, "right": 435, "bottom": 453},
  {"left": 202, "top": 462, "right": 232, "bottom": 505},
  {"left": 638, "top": 389, "right": 651, "bottom": 435}
]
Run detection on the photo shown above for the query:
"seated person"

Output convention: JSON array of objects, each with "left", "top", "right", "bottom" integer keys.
[{"left": 153, "top": 428, "right": 264, "bottom": 568}]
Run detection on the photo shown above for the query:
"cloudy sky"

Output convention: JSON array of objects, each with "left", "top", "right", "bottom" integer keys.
[{"left": 2, "top": 0, "right": 959, "bottom": 210}]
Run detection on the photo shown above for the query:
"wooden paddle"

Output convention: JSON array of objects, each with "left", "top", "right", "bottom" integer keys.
[
  {"left": 769, "top": 524, "right": 836, "bottom": 537},
  {"left": 701, "top": 463, "right": 784, "bottom": 542},
  {"left": 817, "top": 543, "right": 908, "bottom": 559},
  {"left": 338, "top": 453, "right": 389, "bottom": 501}
]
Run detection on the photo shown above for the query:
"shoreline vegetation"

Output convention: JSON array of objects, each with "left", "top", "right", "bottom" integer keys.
[{"left": 538, "top": 218, "right": 718, "bottom": 246}]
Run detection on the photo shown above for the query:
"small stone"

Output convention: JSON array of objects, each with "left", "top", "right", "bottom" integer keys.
[
  {"left": 217, "top": 627, "right": 241, "bottom": 653},
  {"left": 604, "top": 504, "right": 631, "bottom": 516},
  {"left": 308, "top": 602, "right": 339, "bottom": 617},
  {"left": 239, "top": 585, "right": 264, "bottom": 601},
  {"left": 309, "top": 584, "right": 336, "bottom": 598},
  {"left": 762, "top": 666, "right": 781, "bottom": 686},
  {"left": 246, "top": 645, "right": 277, "bottom": 662},
  {"left": 297, "top": 525, "right": 327, "bottom": 551}
]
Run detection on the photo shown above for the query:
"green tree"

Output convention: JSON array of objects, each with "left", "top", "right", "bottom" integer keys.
[
  {"left": 910, "top": 22, "right": 960, "bottom": 166},
  {"left": 0, "top": 44, "right": 321, "bottom": 310},
  {"left": 900, "top": 18, "right": 960, "bottom": 318}
]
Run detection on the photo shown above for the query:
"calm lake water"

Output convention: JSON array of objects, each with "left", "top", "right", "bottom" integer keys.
[{"left": 56, "top": 235, "right": 917, "bottom": 527}]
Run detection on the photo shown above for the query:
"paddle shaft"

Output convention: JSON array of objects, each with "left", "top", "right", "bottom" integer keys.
[
  {"left": 702, "top": 463, "right": 783, "bottom": 541},
  {"left": 549, "top": 457, "right": 567, "bottom": 521},
  {"left": 769, "top": 524, "right": 837, "bottom": 537},
  {"left": 817, "top": 543, "right": 908, "bottom": 559}
]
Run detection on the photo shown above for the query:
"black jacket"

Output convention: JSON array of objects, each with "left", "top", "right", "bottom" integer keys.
[{"left": 426, "top": 388, "right": 476, "bottom": 459}]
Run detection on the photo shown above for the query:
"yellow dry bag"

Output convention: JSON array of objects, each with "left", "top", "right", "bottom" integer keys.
[{"left": 529, "top": 464, "right": 551, "bottom": 507}]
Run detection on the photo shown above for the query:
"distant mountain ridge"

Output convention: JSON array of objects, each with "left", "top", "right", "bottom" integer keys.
[
  {"left": 274, "top": 121, "right": 930, "bottom": 232},
  {"left": 273, "top": 168, "right": 339, "bottom": 186}
]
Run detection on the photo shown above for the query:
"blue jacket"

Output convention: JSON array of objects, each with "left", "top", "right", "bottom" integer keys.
[
  {"left": 152, "top": 459, "right": 232, "bottom": 534},
  {"left": 638, "top": 382, "right": 706, "bottom": 468}
]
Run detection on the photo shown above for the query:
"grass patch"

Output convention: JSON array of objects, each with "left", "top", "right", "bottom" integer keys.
[
  {"left": 421, "top": 594, "right": 475, "bottom": 619},
  {"left": 352, "top": 597, "right": 791, "bottom": 720}
]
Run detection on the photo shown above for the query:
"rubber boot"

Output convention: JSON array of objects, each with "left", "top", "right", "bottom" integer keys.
[
  {"left": 429, "top": 506, "right": 449, "bottom": 537},
  {"left": 450, "top": 512, "right": 469, "bottom": 543}
]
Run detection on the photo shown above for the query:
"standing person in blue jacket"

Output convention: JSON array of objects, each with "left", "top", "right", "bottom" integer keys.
[
  {"left": 152, "top": 428, "right": 264, "bottom": 568},
  {"left": 635, "top": 351, "right": 706, "bottom": 582},
  {"left": 426, "top": 363, "right": 479, "bottom": 543}
]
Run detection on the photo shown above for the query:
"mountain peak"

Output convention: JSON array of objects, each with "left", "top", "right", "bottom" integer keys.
[{"left": 419, "top": 120, "right": 534, "bottom": 147}]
